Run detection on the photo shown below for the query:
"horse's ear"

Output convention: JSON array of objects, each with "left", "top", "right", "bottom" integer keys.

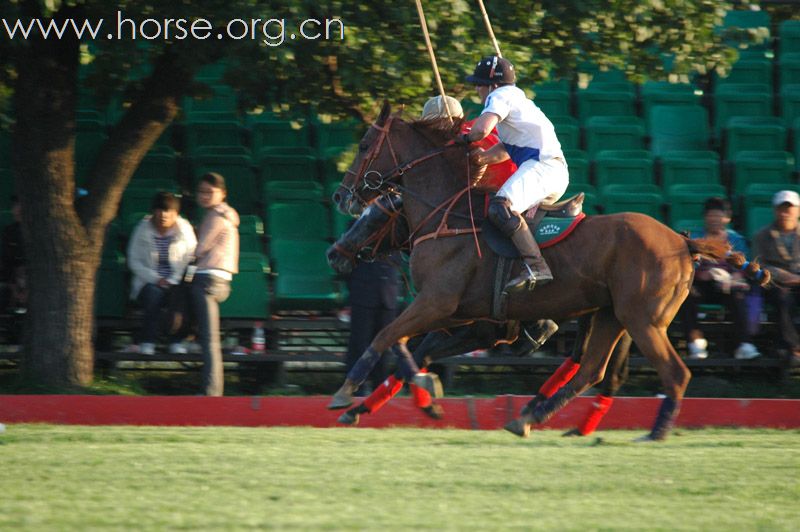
[{"left": 377, "top": 100, "right": 391, "bottom": 125}]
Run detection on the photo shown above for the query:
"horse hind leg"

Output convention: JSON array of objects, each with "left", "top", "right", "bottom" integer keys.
[
  {"left": 624, "top": 321, "right": 690, "bottom": 441},
  {"left": 505, "top": 307, "right": 625, "bottom": 437}
]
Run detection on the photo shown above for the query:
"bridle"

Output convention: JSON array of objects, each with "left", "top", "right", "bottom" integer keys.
[
  {"left": 342, "top": 115, "right": 451, "bottom": 207},
  {"left": 341, "top": 113, "right": 484, "bottom": 257}
]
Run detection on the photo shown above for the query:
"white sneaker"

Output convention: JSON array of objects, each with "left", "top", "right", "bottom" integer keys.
[
  {"left": 734, "top": 342, "right": 761, "bottom": 360},
  {"left": 168, "top": 342, "right": 188, "bottom": 355},
  {"left": 139, "top": 343, "right": 156, "bottom": 356},
  {"left": 688, "top": 338, "right": 708, "bottom": 359}
]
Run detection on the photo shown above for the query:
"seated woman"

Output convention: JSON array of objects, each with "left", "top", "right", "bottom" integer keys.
[{"left": 127, "top": 192, "right": 197, "bottom": 355}]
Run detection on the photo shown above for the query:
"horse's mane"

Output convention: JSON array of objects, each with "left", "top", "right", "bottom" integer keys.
[{"left": 409, "top": 115, "right": 465, "bottom": 146}]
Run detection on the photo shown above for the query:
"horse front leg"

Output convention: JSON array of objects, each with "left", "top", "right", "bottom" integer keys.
[{"left": 328, "top": 291, "right": 460, "bottom": 409}]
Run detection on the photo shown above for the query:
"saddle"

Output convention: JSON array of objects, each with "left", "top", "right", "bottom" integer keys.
[{"left": 482, "top": 193, "right": 586, "bottom": 258}]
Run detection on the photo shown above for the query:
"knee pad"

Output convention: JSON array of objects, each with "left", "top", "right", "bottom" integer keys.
[{"left": 487, "top": 196, "right": 522, "bottom": 237}]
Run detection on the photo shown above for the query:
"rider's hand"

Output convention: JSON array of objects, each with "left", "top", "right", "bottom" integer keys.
[{"left": 454, "top": 133, "right": 472, "bottom": 146}]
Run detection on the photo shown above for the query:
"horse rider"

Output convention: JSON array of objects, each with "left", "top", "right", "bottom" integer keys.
[{"left": 459, "top": 56, "right": 569, "bottom": 291}]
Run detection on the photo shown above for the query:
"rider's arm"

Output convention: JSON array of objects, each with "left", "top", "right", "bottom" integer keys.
[
  {"left": 465, "top": 112, "right": 500, "bottom": 143},
  {"left": 472, "top": 143, "right": 509, "bottom": 166}
]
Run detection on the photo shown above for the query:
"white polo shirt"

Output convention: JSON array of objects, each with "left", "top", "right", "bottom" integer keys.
[{"left": 482, "top": 85, "right": 563, "bottom": 166}]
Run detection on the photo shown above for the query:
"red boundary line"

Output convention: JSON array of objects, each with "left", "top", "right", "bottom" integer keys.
[{"left": 1, "top": 396, "right": 799, "bottom": 429}]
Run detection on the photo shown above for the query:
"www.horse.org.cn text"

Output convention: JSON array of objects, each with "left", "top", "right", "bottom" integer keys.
[{"left": 1, "top": 11, "right": 346, "bottom": 47}]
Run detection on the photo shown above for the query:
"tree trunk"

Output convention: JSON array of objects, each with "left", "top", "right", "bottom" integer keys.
[{"left": 12, "top": 4, "right": 194, "bottom": 388}]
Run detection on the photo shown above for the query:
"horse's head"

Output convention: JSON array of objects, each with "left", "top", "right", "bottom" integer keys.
[{"left": 331, "top": 101, "right": 464, "bottom": 216}]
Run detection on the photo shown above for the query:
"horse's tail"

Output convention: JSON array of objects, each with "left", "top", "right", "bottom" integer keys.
[{"left": 684, "top": 237, "right": 771, "bottom": 287}]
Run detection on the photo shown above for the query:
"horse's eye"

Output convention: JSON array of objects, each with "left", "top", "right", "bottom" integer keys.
[{"left": 358, "top": 142, "right": 369, "bottom": 152}]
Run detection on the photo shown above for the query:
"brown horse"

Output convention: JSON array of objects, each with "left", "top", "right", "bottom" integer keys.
[{"left": 330, "top": 102, "right": 768, "bottom": 440}]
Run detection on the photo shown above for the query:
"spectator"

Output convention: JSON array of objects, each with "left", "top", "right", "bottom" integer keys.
[
  {"left": 1, "top": 196, "right": 25, "bottom": 344},
  {"left": 127, "top": 192, "right": 196, "bottom": 355},
  {"left": 344, "top": 253, "right": 401, "bottom": 396},
  {"left": 192, "top": 173, "right": 239, "bottom": 396},
  {"left": 752, "top": 190, "right": 800, "bottom": 365},
  {"left": 681, "top": 197, "right": 760, "bottom": 359}
]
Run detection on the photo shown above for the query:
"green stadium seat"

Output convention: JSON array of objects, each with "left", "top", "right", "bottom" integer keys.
[
  {"left": 532, "top": 87, "right": 570, "bottom": 117},
  {"left": 584, "top": 116, "right": 646, "bottom": 158},
  {"left": 742, "top": 182, "right": 800, "bottom": 212},
  {"left": 590, "top": 67, "right": 627, "bottom": 83},
  {"left": 132, "top": 152, "right": 178, "bottom": 182},
  {"left": 263, "top": 180, "right": 324, "bottom": 202},
  {"left": 564, "top": 183, "right": 599, "bottom": 215},
  {"left": 122, "top": 211, "right": 148, "bottom": 237},
  {"left": 778, "top": 20, "right": 800, "bottom": 57},
  {"left": 219, "top": 252, "right": 270, "bottom": 319},
  {"left": 95, "top": 251, "right": 127, "bottom": 318},
  {"left": 594, "top": 149, "right": 654, "bottom": 188},
  {"left": 183, "top": 85, "right": 238, "bottom": 120},
  {"left": 665, "top": 183, "right": 727, "bottom": 227},
  {"left": 120, "top": 180, "right": 178, "bottom": 222},
  {"left": 794, "top": 117, "right": 800, "bottom": 170},
  {"left": 75, "top": 119, "right": 107, "bottom": 184},
  {"left": 648, "top": 105, "right": 710, "bottom": 156},
  {"left": 732, "top": 151, "right": 795, "bottom": 193},
  {"left": 659, "top": 151, "right": 721, "bottom": 188},
  {"left": 641, "top": 83, "right": 701, "bottom": 120},
  {"left": 720, "top": 10, "right": 771, "bottom": 51},
  {"left": 314, "top": 120, "right": 361, "bottom": 159},
  {"left": 250, "top": 119, "right": 312, "bottom": 155},
  {"left": 576, "top": 89, "right": 636, "bottom": 123},
  {"left": 266, "top": 201, "right": 331, "bottom": 240},
  {"left": 586, "top": 81, "right": 636, "bottom": 94},
  {"left": 781, "top": 84, "right": 800, "bottom": 126},
  {"left": 671, "top": 218, "right": 705, "bottom": 234},
  {"left": 563, "top": 149, "right": 589, "bottom": 184},
  {"left": 259, "top": 153, "right": 319, "bottom": 182},
  {"left": 745, "top": 206, "right": 775, "bottom": 239},
  {"left": 195, "top": 61, "right": 229, "bottom": 83},
  {"left": 184, "top": 120, "right": 245, "bottom": 155},
  {"left": 724, "top": 116, "right": 787, "bottom": 160},
  {"left": 193, "top": 153, "right": 257, "bottom": 214},
  {"left": 716, "top": 59, "right": 773, "bottom": 90},
  {"left": 551, "top": 116, "right": 580, "bottom": 150},
  {"left": 270, "top": 239, "right": 342, "bottom": 311},
  {"left": 600, "top": 189, "right": 664, "bottom": 221},
  {"left": 778, "top": 53, "right": 800, "bottom": 88},
  {"left": 238, "top": 215, "right": 265, "bottom": 253},
  {"left": 712, "top": 85, "right": 773, "bottom": 137}
]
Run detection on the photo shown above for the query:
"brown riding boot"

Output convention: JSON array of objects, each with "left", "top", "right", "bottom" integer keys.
[{"left": 505, "top": 221, "right": 553, "bottom": 292}]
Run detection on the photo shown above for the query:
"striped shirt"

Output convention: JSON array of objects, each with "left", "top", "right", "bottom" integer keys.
[{"left": 154, "top": 234, "right": 173, "bottom": 280}]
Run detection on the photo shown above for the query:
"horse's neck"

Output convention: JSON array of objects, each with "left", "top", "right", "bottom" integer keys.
[{"left": 401, "top": 149, "right": 472, "bottom": 232}]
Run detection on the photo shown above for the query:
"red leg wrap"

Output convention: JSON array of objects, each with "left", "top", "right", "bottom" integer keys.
[
  {"left": 538, "top": 358, "right": 580, "bottom": 398},
  {"left": 362, "top": 375, "right": 404, "bottom": 413},
  {"left": 577, "top": 394, "right": 614, "bottom": 435},
  {"left": 410, "top": 368, "right": 432, "bottom": 408}
]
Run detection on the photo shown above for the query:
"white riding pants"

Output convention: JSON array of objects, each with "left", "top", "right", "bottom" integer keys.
[{"left": 497, "top": 157, "right": 569, "bottom": 213}]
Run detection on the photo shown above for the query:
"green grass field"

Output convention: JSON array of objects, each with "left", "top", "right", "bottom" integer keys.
[{"left": 1, "top": 425, "right": 798, "bottom": 530}]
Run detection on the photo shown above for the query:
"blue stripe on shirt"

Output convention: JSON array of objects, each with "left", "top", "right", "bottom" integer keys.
[
  {"left": 503, "top": 143, "right": 540, "bottom": 166},
  {"left": 154, "top": 235, "right": 173, "bottom": 279}
]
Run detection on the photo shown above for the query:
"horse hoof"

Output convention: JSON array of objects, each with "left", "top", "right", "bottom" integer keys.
[
  {"left": 503, "top": 418, "right": 531, "bottom": 438},
  {"left": 421, "top": 403, "right": 445, "bottom": 420},
  {"left": 633, "top": 434, "right": 661, "bottom": 443},
  {"left": 337, "top": 410, "right": 360, "bottom": 426},
  {"left": 327, "top": 381, "right": 357, "bottom": 410},
  {"left": 412, "top": 372, "right": 444, "bottom": 399},
  {"left": 562, "top": 428, "right": 584, "bottom": 437}
]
